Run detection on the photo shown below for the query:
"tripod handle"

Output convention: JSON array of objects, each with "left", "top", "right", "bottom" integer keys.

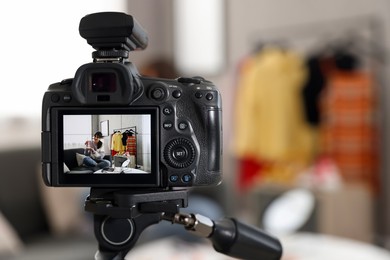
[
  {"left": 172, "top": 213, "right": 282, "bottom": 260},
  {"left": 210, "top": 218, "right": 282, "bottom": 260}
]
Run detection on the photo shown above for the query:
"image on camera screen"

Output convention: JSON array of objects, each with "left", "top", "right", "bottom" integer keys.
[{"left": 63, "top": 113, "right": 152, "bottom": 175}]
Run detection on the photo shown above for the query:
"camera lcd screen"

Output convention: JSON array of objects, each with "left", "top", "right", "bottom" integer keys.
[{"left": 54, "top": 107, "right": 159, "bottom": 187}]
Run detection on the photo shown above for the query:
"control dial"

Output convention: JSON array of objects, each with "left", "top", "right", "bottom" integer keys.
[{"left": 164, "top": 139, "right": 196, "bottom": 168}]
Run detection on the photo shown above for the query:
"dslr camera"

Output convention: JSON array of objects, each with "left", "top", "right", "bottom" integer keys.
[
  {"left": 40, "top": 13, "right": 282, "bottom": 260},
  {"left": 41, "top": 12, "right": 222, "bottom": 188}
]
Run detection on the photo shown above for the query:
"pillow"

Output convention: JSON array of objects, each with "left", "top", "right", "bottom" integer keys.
[
  {"left": 76, "top": 153, "right": 86, "bottom": 166},
  {"left": 0, "top": 211, "right": 23, "bottom": 256},
  {"left": 63, "top": 163, "right": 70, "bottom": 173}
]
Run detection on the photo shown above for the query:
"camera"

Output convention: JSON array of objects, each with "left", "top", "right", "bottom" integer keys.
[
  {"left": 40, "top": 13, "right": 282, "bottom": 260},
  {"left": 41, "top": 12, "right": 222, "bottom": 188}
]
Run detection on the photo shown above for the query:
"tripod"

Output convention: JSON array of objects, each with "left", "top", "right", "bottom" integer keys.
[{"left": 85, "top": 188, "right": 283, "bottom": 260}]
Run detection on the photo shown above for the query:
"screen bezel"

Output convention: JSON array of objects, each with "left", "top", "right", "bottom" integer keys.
[{"left": 52, "top": 107, "right": 160, "bottom": 187}]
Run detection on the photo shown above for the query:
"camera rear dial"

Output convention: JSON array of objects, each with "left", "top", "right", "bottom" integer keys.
[{"left": 164, "top": 138, "right": 196, "bottom": 169}]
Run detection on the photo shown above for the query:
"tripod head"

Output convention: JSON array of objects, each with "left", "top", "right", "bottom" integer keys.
[{"left": 85, "top": 188, "right": 283, "bottom": 260}]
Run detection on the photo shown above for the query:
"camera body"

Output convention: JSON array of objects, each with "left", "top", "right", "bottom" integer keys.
[{"left": 41, "top": 12, "right": 222, "bottom": 188}]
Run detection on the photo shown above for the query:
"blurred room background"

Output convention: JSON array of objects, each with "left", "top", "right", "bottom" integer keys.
[{"left": 1, "top": 0, "right": 390, "bottom": 259}]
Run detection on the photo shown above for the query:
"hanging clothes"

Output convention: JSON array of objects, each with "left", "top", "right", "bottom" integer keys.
[
  {"left": 233, "top": 47, "right": 316, "bottom": 190},
  {"left": 111, "top": 132, "right": 125, "bottom": 156},
  {"left": 126, "top": 133, "right": 137, "bottom": 156},
  {"left": 301, "top": 56, "right": 327, "bottom": 126},
  {"left": 319, "top": 67, "right": 379, "bottom": 193},
  {"left": 121, "top": 131, "right": 129, "bottom": 146}
]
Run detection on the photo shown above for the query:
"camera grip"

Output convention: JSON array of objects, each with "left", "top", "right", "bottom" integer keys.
[{"left": 206, "top": 109, "right": 222, "bottom": 172}]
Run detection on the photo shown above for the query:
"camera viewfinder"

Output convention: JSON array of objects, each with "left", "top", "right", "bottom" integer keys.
[{"left": 90, "top": 72, "right": 117, "bottom": 93}]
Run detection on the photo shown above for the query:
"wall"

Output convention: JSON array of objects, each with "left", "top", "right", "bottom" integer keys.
[
  {"left": 63, "top": 115, "right": 92, "bottom": 149},
  {"left": 0, "top": 0, "right": 127, "bottom": 119},
  {"left": 126, "top": 0, "right": 174, "bottom": 68}
]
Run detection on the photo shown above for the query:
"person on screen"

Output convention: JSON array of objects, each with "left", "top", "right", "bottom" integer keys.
[{"left": 83, "top": 131, "right": 111, "bottom": 169}]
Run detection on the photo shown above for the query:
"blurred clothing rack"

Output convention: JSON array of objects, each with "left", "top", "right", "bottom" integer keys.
[
  {"left": 249, "top": 15, "right": 386, "bottom": 62},
  {"left": 248, "top": 14, "right": 390, "bottom": 249}
]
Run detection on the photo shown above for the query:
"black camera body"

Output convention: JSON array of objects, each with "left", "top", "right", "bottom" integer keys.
[{"left": 41, "top": 12, "right": 222, "bottom": 188}]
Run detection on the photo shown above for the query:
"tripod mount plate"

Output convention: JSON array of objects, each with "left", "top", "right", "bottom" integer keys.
[{"left": 85, "top": 189, "right": 188, "bottom": 218}]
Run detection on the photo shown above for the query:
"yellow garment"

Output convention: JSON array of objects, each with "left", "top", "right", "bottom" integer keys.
[
  {"left": 234, "top": 48, "right": 315, "bottom": 164},
  {"left": 111, "top": 132, "right": 125, "bottom": 153}
]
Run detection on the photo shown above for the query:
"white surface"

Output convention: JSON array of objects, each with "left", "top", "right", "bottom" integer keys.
[
  {"left": 126, "top": 238, "right": 235, "bottom": 260},
  {"left": 124, "top": 233, "right": 390, "bottom": 260},
  {"left": 281, "top": 233, "right": 390, "bottom": 260},
  {"left": 94, "top": 167, "right": 148, "bottom": 174},
  {"left": 263, "top": 188, "right": 315, "bottom": 235}
]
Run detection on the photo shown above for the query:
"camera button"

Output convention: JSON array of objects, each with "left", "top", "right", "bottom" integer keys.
[
  {"left": 60, "top": 78, "right": 73, "bottom": 85},
  {"left": 172, "top": 147, "right": 188, "bottom": 161},
  {"left": 151, "top": 88, "right": 165, "bottom": 100},
  {"left": 195, "top": 92, "right": 203, "bottom": 99},
  {"left": 169, "top": 175, "right": 179, "bottom": 182},
  {"left": 163, "top": 121, "right": 173, "bottom": 130},
  {"left": 63, "top": 94, "right": 72, "bottom": 103},
  {"left": 172, "top": 90, "right": 182, "bottom": 98},
  {"left": 182, "top": 174, "right": 192, "bottom": 183},
  {"left": 178, "top": 122, "right": 188, "bottom": 131},
  {"left": 163, "top": 106, "right": 173, "bottom": 115},
  {"left": 178, "top": 77, "right": 201, "bottom": 84},
  {"left": 206, "top": 93, "right": 214, "bottom": 101},
  {"left": 51, "top": 94, "right": 60, "bottom": 103}
]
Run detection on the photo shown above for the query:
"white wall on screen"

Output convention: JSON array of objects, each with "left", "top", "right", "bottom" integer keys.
[{"left": 63, "top": 115, "right": 91, "bottom": 149}]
